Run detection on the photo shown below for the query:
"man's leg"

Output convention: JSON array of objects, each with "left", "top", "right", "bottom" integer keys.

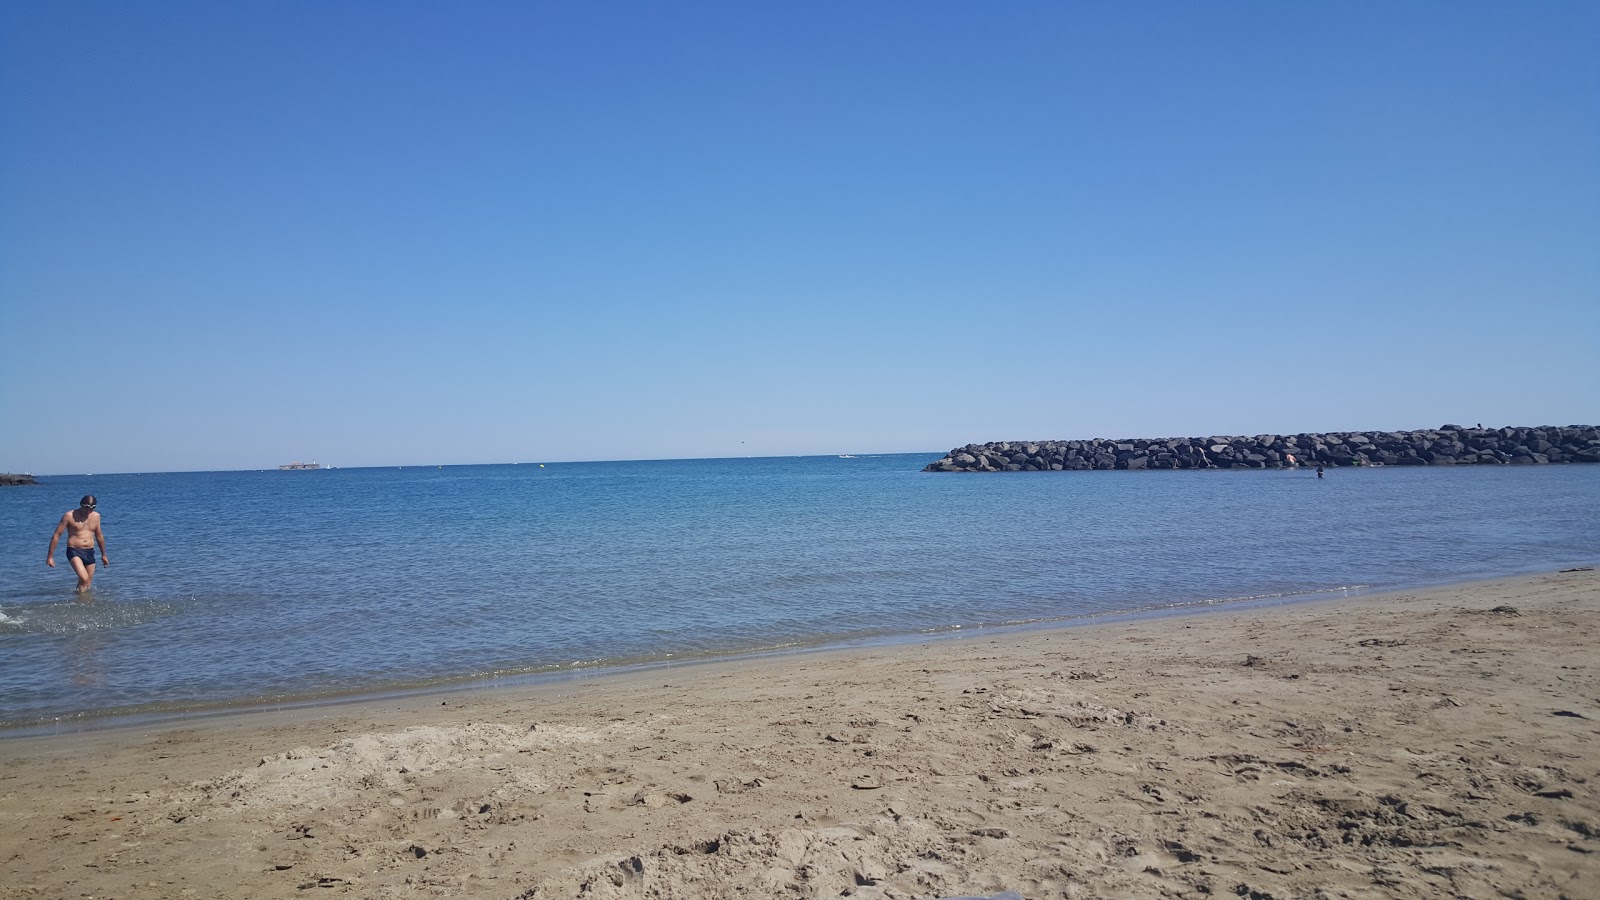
[{"left": 70, "top": 556, "right": 94, "bottom": 592}]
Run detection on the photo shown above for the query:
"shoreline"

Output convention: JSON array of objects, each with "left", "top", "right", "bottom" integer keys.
[
  {"left": 10, "top": 563, "right": 1596, "bottom": 737},
  {"left": 1, "top": 568, "right": 1595, "bottom": 898}
]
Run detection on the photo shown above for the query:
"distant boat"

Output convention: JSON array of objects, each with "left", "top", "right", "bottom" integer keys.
[
  {"left": 838, "top": 454, "right": 856, "bottom": 459},
  {"left": 279, "top": 461, "right": 321, "bottom": 470}
]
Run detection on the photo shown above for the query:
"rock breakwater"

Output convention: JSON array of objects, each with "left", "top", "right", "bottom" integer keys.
[
  {"left": 0, "top": 473, "right": 39, "bottom": 486},
  {"left": 924, "top": 425, "right": 1600, "bottom": 473}
]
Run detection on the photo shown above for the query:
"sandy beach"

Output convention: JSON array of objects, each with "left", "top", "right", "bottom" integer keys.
[{"left": 2, "top": 569, "right": 1596, "bottom": 899}]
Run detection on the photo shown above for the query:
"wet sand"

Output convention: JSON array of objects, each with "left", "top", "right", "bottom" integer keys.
[{"left": 2, "top": 569, "right": 1596, "bottom": 899}]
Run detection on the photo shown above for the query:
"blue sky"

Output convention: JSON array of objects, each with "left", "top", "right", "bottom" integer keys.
[{"left": 2, "top": 1, "right": 1596, "bottom": 474}]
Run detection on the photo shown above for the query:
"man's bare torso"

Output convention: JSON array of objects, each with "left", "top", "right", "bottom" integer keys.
[{"left": 64, "top": 509, "right": 100, "bottom": 549}]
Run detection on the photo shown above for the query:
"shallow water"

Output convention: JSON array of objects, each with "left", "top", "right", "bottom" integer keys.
[{"left": 1, "top": 455, "right": 1596, "bottom": 728}]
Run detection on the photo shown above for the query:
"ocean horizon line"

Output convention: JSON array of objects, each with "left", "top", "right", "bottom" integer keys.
[{"left": 14, "top": 451, "right": 946, "bottom": 479}]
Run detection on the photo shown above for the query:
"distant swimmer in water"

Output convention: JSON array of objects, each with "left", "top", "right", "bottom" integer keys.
[
  {"left": 47, "top": 495, "right": 109, "bottom": 593},
  {"left": 1316, "top": 466, "right": 1325, "bottom": 479}
]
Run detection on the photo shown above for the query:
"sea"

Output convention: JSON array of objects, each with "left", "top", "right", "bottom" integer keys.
[{"left": 2, "top": 454, "right": 1597, "bottom": 733}]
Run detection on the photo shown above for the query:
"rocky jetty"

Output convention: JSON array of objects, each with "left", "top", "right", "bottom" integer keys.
[
  {"left": 0, "top": 473, "right": 39, "bottom": 486},
  {"left": 924, "top": 425, "right": 1600, "bottom": 473}
]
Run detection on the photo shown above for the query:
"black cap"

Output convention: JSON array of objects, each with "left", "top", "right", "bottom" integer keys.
[{"left": 80, "top": 495, "right": 96, "bottom": 509}]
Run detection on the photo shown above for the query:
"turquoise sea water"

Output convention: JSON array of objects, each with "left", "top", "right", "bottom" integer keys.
[{"left": 1, "top": 454, "right": 1597, "bottom": 730}]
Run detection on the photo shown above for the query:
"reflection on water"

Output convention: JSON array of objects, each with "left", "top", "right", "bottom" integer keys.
[{"left": 66, "top": 630, "right": 107, "bottom": 688}]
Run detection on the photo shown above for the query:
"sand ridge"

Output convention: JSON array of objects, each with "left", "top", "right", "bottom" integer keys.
[{"left": 1, "top": 570, "right": 1596, "bottom": 899}]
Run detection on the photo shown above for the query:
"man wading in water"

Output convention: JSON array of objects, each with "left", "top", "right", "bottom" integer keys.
[{"left": 47, "top": 495, "right": 109, "bottom": 593}]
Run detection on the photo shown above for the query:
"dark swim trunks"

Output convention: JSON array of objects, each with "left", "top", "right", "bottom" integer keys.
[{"left": 66, "top": 546, "right": 97, "bottom": 567}]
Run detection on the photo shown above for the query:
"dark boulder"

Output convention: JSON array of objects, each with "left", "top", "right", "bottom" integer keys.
[{"left": 922, "top": 426, "right": 1600, "bottom": 473}]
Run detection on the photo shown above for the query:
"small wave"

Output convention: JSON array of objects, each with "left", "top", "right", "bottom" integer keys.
[
  {"left": 0, "top": 598, "right": 186, "bottom": 635},
  {"left": 1155, "top": 584, "right": 1376, "bottom": 611}
]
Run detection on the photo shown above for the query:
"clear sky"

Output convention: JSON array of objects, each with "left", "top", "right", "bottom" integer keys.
[{"left": 2, "top": 2, "right": 1596, "bottom": 474}]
